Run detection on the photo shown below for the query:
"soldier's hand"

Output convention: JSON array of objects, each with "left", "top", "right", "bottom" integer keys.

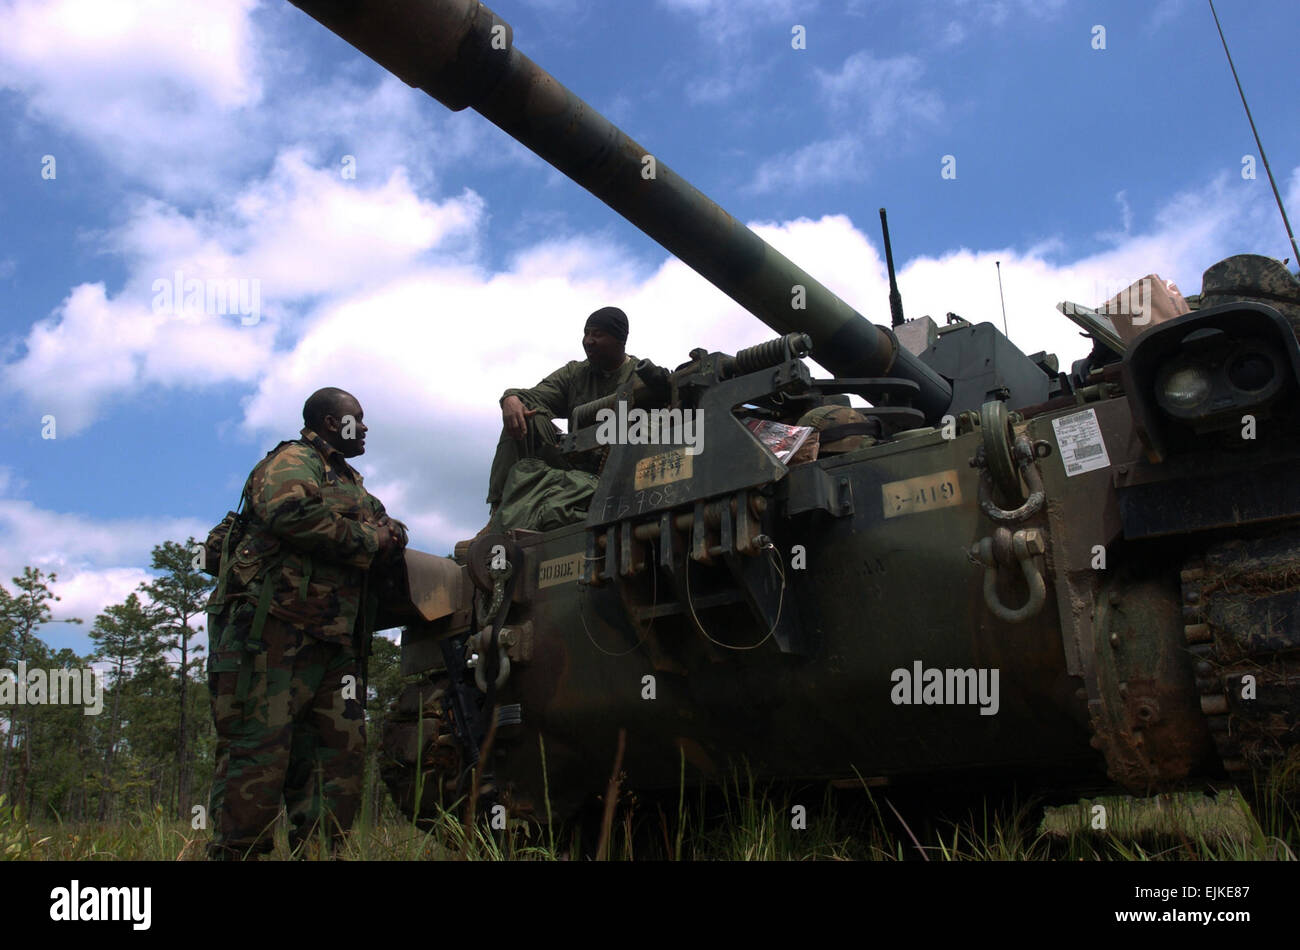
[
  {"left": 388, "top": 518, "right": 409, "bottom": 550},
  {"left": 375, "top": 524, "right": 400, "bottom": 557},
  {"left": 502, "top": 395, "right": 539, "bottom": 440}
]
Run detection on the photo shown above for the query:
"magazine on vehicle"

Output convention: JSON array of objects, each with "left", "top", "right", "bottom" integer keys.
[{"left": 744, "top": 418, "right": 814, "bottom": 463}]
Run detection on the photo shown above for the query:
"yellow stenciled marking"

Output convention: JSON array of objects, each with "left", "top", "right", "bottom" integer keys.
[
  {"left": 634, "top": 449, "right": 693, "bottom": 491},
  {"left": 538, "top": 552, "right": 586, "bottom": 589},
  {"left": 881, "top": 470, "right": 963, "bottom": 519}
]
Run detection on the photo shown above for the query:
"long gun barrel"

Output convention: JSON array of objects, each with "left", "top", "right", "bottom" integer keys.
[{"left": 288, "top": 0, "right": 954, "bottom": 421}]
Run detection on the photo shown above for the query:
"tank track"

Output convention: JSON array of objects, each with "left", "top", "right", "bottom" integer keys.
[{"left": 1182, "top": 532, "right": 1300, "bottom": 786}]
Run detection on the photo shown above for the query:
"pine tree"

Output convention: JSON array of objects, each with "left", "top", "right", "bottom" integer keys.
[
  {"left": 0, "top": 585, "right": 16, "bottom": 804},
  {"left": 0, "top": 569, "right": 81, "bottom": 812},
  {"left": 89, "top": 593, "right": 164, "bottom": 819},
  {"left": 24, "top": 646, "right": 98, "bottom": 821},
  {"left": 137, "top": 538, "right": 213, "bottom": 817}
]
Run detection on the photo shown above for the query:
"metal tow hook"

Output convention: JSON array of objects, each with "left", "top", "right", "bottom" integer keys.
[
  {"left": 466, "top": 626, "right": 513, "bottom": 692},
  {"left": 971, "top": 398, "right": 1051, "bottom": 524},
  {"left": 969, "top": 527, "right": 1048, "bottom": 623},
  {"left": 974, "top": 435, "right": 1049, "bottom": 524}
]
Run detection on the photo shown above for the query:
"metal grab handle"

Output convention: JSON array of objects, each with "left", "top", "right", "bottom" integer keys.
[
  {"left": 971, "top": 529, "right": 1047, "bottom": 624},
  {"left": 977, "top": 436, "right": 1046, "bottom": 524}
]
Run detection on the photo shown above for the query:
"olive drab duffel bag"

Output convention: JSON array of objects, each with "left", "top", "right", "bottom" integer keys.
[{"left": 489, "top": 457, "right": 601, "bottom": 533}]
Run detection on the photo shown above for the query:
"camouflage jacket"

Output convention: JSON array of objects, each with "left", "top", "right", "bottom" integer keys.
[
  {"left": 502, "top": 355, "right": 638, "bottom": 426},
  {"left": 213, "top": 427, "right": 402, "bottom": 643}
]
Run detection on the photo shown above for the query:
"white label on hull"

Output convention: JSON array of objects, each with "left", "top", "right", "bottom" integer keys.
[{"left": 1052, "top": 408, "right": 1111, "bottom": 476}]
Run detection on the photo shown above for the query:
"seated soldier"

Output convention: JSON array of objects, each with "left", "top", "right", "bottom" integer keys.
[{"left": 487, "top": 306, "right": 638, "bottom": 511}]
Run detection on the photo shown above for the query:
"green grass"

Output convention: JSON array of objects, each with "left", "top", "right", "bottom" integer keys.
[{"left": 2, "top": 777, "right": 1294, "bottom": 861}]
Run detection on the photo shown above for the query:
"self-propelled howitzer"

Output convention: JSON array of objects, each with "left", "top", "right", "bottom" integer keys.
[{"left": 291, "top": 0, "right": 1300, "bottom": 830}]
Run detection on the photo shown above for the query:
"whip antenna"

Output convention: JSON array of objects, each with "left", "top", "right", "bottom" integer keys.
[
  {"left": 879, "top": 208, "right": 905, "bottom": 328},
  {"left": 1209, "top": 0, "right": 1300, "bottom": 266},
  {"left": 996, "top": 260, "right": 1009, "bottom": 338}
]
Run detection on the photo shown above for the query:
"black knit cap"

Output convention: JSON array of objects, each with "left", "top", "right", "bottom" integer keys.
[{"left": 585, "top": 306, "right": 629, "bottom": 343}]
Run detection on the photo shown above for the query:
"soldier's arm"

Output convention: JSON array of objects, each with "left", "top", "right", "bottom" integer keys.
[
  {"left": 249, "top": 446, "right": 381, "bottom": 569},
  {"left": 501, "top": 362, "right": 578, "bottom": 418}
]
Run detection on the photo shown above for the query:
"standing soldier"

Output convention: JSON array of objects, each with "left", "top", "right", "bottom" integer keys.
[{"left": 206, "top": 387, "right": 407, "bottom": 859}]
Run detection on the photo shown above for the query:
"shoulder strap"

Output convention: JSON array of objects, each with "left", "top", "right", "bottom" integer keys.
[{"left": 210, "top": 438, "right": 309, "bottom": 612}]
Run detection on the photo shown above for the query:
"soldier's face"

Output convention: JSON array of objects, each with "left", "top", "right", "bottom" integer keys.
[
  {"left": 583, "top": 325, "right": 623, "bottom": 370},
  {"left": 325, "top": 396, "right": 368, "bottom": 457}
]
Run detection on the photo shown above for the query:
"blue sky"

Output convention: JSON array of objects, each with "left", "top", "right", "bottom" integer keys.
[{"left": 1, "top": 0, "right": 1297, "bottom": 656}]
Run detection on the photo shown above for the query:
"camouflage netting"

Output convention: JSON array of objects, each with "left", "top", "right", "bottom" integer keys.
[{"left": 1191, "top": 254, "right": 1300, "bottom": 337}]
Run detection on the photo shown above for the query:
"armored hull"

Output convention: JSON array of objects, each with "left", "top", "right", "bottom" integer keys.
[{"left": 285, "top": 0, "right": 1300, "bottom": 823}]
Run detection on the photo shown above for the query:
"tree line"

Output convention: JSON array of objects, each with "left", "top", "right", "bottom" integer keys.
[{"left": 0, "top": 540, "right": 407, "bottom": 825}]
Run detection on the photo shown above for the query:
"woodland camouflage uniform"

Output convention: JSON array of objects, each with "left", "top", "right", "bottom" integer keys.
[
  {"left": 487, "top": 355, "right": 637, "bottom": 506},
  {"left": 1193, "top": 254, "right": 1300, "bottom": 335},
  {"left": 206, "top": 427, "right": 404, "bottom": 859}
]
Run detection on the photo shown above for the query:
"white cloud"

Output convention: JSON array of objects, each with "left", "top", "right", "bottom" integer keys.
[
  {"left": 518, "top": 0, "right": 585, "bottom": 12},
  {"left": 0, "top": 499, "right": 205, "bottom": 573},
  {"left": 685, "top": 75, "right": 741, "bottom": 106},
  {"left": 0, "top": 0, "right": 263, "bottom": 193},
  {"left": 1147, "top": 0, "right": 1191, "bottom": 32},
  {"left": 846, "top": 0, "right": 1065, "bottom": 48},
  {"left": 0, "top": 0, "right": 260, "bottom": 109},
  {"left": 0, "top": 1, "right": 514, "bottom": 201},
  {"left": 657, "top": 0, "right": 815, "bottom": 104},
  {"left": 939, "top": 21, "right": 967, "bottom": 47},
  {"left": 2, "top": 149, "right": 485, "bottom": 435},
  {"left": 3, "top": 280, "right": 275, "bottom": 436},
  {"left": 273, "top": 74, "right": 522, "bottom": 196},
  {"left": 942, "top": 0, "right": 1067, "bottom": 27},
  {"left": 0, "top": 466, "right": 27, "bottom": 497},
  {"left": 817, "top": 51, "right": 943, "bottom": 138},
  {"left": 741, "top": 50, "right": 943, "bottom": 193},
  {"left": 658, "top": 0, "right": 812, "bottom": 42},
  {"left": 1095, "top": 190, "right": 1134, "bottom": 245},
  {"left": 0, "top": 497, "right": 210, "bottom": 651},
  {"left": 899, "top": 173, "right": 1281, "bottom": 363},
  {"left": 746, "top": 136, "right": 867, "bottom": 194}
]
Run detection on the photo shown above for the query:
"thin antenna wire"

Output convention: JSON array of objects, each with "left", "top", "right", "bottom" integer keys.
[
  {"left": 1209, "top": 0, "right": 1300, "bottom": 266},
  {"left": 996, "top": 260, "right": 1009, "bottom": 337}
]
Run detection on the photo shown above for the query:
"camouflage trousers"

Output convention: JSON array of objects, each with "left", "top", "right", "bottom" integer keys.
[
  {"left": 486, "top": 414, "right": 563, "bottom": 508},
  {"left": 207, "top": 608, "right": 365, "bottom": 859}
]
